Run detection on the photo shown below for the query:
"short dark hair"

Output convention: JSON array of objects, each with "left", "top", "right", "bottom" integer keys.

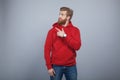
[{"left": 60, "top": 7, "right": 73, "bottom": 20}]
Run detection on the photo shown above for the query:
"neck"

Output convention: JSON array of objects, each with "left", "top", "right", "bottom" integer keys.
[{"left": 63, "top": 20, "right": 69, "bottom": 27}]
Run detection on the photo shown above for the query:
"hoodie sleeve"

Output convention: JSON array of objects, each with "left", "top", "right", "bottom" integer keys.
[
  {"left": 64, "top": 27, "right": 81, "bottom": 50},
  {"left": 44, "top": 29, "right": 53, "bottom": 70}
]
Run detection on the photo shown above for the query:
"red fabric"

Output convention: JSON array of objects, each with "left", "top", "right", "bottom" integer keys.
[{"left": 44, "top": 22, "right": 81, "bottom": 70}]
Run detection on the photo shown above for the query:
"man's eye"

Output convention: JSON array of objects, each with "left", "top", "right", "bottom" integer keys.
[{"left": 62, "top": 14, "right": 64, "bottom": 16}]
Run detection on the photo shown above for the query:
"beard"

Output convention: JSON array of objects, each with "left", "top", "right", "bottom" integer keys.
[{"left": 57, "top": 18, "right": 67, "bottom": 25}]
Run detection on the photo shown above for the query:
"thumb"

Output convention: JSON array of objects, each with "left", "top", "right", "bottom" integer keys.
[{"left": 53, "top": 69, "right": 56, "bottom": 74}]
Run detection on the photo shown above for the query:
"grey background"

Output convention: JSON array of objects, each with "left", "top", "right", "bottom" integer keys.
[{"left": 0, "top": 0, "right": 120, "bottom": 80}]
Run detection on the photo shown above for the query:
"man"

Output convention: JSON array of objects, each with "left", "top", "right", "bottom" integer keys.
[{"left": 44, "top": 7, "right": 81, "bottom": 80}]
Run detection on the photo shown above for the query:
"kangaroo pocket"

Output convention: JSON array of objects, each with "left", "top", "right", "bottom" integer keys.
[{"left": 52, "top": 46, "right": 75, "bottom": 65}]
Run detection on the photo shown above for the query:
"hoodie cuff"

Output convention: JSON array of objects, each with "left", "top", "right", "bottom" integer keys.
[{"left": 47, "top": 64, "right": 52, "bottom": 70}]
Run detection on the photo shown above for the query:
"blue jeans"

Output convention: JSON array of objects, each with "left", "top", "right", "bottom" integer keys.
[{"left": 50, "top": 65, "right": 77, "bottom": 80}]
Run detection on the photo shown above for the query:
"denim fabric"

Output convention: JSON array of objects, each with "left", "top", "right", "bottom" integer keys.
[{"left": 50, "top": 65, "right": 77, "bottom": 80}]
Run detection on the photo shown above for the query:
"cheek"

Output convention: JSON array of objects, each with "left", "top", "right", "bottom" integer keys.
[{"left": 62, "top": 16, "right": 66, "bottom": 19}]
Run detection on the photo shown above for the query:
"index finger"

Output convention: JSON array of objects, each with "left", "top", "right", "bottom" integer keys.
[{"left": 55, "top": 27, "right": 61, "bottom": 31}]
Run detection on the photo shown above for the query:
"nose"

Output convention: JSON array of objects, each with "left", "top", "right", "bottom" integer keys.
[
  {"left": 59, "top": 14, "right": 62, "bottom": 18},
  {"left": 58, "top": 15, "right": 60, "bottom": 18},
  {"left": 58, "top": 16, "right": 61, "bottom": 19}
]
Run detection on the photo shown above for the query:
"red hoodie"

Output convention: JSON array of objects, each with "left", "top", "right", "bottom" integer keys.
[{"left": 44, "top": 22, "right": 81, "bottom": 70}]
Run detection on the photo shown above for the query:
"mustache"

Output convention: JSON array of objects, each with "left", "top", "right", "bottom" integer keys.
[{"left": 58, "top": 18, "right": 62, "bottom": 20}]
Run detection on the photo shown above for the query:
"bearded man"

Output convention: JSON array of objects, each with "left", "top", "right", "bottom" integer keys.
[{"left": 44, "top": 7, "right": 82, "bottom": 80}]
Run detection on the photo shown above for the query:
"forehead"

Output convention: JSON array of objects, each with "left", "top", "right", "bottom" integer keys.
[{"left": 59, "top": 11, "right": 67, "bottom": 14}]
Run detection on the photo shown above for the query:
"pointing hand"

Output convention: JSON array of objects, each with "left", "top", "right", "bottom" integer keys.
[{"left": 55, "top": 27, "right": 65, "bottom": 37}]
